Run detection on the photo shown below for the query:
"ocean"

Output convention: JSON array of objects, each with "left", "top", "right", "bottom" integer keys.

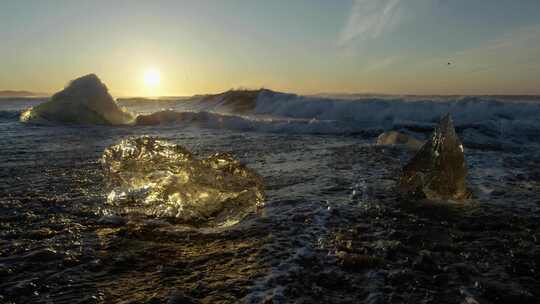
[{"left": 1, "top": 92, "right": 540, "bottom": 303}]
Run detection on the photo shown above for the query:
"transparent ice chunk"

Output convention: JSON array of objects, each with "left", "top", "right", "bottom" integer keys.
[
  {"left": 101, "top": 137, "right": 265, "bottom": 227},
  {"left": 399, "top": 114, "right": 471, "bottom": 201}
]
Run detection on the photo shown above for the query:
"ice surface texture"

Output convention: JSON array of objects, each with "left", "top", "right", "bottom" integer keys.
[
  {"left": 101, "top": 136, "right": 265, "bottom": 227},
  {"left": 399, "top": 114, "right": 471, "bottom": 201},
  {"left": 20, "top": 74, "right": 133, "bottom": 125},
  {"left": 376, "top": 131, "right": 424, "bottom": 150}
]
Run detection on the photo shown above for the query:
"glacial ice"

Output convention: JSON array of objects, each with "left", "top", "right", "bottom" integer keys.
[
  {"left": 20, "top": 74, "right": 133, "bottom": 125},
  {"left": 376, "top": 131, "right": 424, "bottom": 150},
  {"left": 135, "top": 110, "right": 186, "bottom": 125},
  {"left": 399, "top": 114, "right": 471, "bottom": 201},
  {"left": 101, "top": 137, "right": 265, "bottom": 227}
]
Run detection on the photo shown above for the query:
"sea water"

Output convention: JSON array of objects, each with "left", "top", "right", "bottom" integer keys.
[{"left": 1, "top": 94, "right": 539, "bottom": 303}]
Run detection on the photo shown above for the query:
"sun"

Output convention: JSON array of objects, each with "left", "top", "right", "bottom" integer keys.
[{"left": 143, "top": 69, "right": 160, "bottom": 87}]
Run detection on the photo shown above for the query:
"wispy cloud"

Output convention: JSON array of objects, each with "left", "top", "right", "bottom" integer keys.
[
  {"left": 339, "top": 0, "right": 401, "bottom": 45},
  {"left": 415, "top": 24, "right": 540, "bottom": 74},
  {"left": 363, "top": 55, "right": 401, "bottom": 72},
  {"left": 456, "top": 24, "right": 540, "bottom": 57}
]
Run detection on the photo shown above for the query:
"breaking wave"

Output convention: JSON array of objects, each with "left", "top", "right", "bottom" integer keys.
[
  {"left": 251, "top": 91, "right": 540, "bottom": 136},
  {"left": 127, "top": 91, "right": 540, "bottom": 139},
  {"left": 12, "top": 87, "right": 540, "bottom": 139}
]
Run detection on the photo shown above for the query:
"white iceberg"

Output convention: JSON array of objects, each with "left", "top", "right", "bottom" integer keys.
[{"left": 20, "top": 74, "right": 133, "bottom": 125}]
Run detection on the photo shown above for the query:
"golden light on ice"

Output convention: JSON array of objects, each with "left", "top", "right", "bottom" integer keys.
[{"left": 143, "top": 69, "right": 160, "bottom": 87}]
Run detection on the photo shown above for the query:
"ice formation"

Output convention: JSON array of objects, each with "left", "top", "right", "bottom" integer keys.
[
  {"left": 135, "top": 110, "right": 185, "bottom": 125},
  {"left": 399, "top": 114, "right": 471, "bottom": 201},
  {"left": 20, "top": 74, "right": 133, "bottom": 125},
  {"left": 101, "top": 137, "right": 265, "bottom": 226},
  {"left": 376, "top": 131, "right": 424, "bottom": 150},
  {"left": 197, "top": 89, "right": 261, "bottom": 114}
]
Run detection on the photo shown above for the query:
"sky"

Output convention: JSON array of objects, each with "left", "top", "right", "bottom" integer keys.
[{"left": 1, "top": 0, "right": 539, "bottom": 96}]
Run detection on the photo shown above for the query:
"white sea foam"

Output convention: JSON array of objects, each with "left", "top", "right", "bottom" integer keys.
[
  {"left": 126, "top": 91, "right": 540, "bottom": 141},
  {"left": 12, "top": 85, "right": 540, "bottom": 141},
  {"left": 254, "top": 91, "right": 540, "bottom": 132}
]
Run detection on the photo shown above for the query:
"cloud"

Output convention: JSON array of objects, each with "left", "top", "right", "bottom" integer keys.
[
  {"left": 458, "top": 24, "right": 540, "bottom": 56},
  {"left": 363, "top": 55, "right": 401, "bottom": 72},
  {"left": 339, "top": 0, "right": 401, "bottom": 45},
  {"left": 416, "top": 24, "right": 540, "bottom": 74}
]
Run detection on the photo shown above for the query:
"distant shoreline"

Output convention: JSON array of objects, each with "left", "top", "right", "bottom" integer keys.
[
  {"left": 0, "top": 90, "right": 49, "bottom": 98},
  {"left": 1, "top": 88, "right": 540, "bottom": 102}
]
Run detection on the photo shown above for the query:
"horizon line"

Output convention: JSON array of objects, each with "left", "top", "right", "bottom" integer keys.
[{"left": 2, "top": 88, "right": 540, "bottom": 99}]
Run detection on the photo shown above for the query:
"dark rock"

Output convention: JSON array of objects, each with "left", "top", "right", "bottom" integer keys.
[
  {"left": 145, "top": 297, "right": 161, "bottom": 304},
  {"left": 316, "top": 270, "right": 348, "bottom": 289},
  {"left": 460, "top": 287, "right": 490, "bottom": 304},
  {"left": 444, "top": 262, "right": 478, "bottom": 276},
  {"left": 4, "top": 278, "right": 39, "bottom": 298},
  {"left": 27, "top": 227, "right": 56, "bottom": 240},
  {"left": 167, "top": 290, "right": 198, "bottom": 304},
  {"left": 97, "top": 215, "right": 127, "bottom": 227},
  {"left": 478, "top": 279, "right": 536, "bottom": 304},
  {"left": 387, "top": 269, "right": 414, "bottom": 284},
  {"left": 412, "top": 250, "right": 438, "bottom": 273},
  {"left": 0, "top": 264, "right": 14, "bottom": 277},
  {"left": 399, "top": 114, "right": 471, "bottom": 201},
  {"left": 23, "top": 248, "right": 60, "bottom": 261},
  {"left": 85, "top": 259, "right": 104, "bottom": 272},
  {"left": 62, "top": 255, "right": 81, "bottom": 267},
  {"left": 336, "top": 251, "right": 383, "bottom": 271}
]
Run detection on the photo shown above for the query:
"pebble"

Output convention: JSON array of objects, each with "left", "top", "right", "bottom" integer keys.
[{"left": 97, "top": 215, "right": 127, "bottom": 227}]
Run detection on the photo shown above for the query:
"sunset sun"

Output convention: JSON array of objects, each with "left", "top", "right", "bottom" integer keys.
[{"left": 143, "top": 69, "right": 160, "bottom": 87}]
